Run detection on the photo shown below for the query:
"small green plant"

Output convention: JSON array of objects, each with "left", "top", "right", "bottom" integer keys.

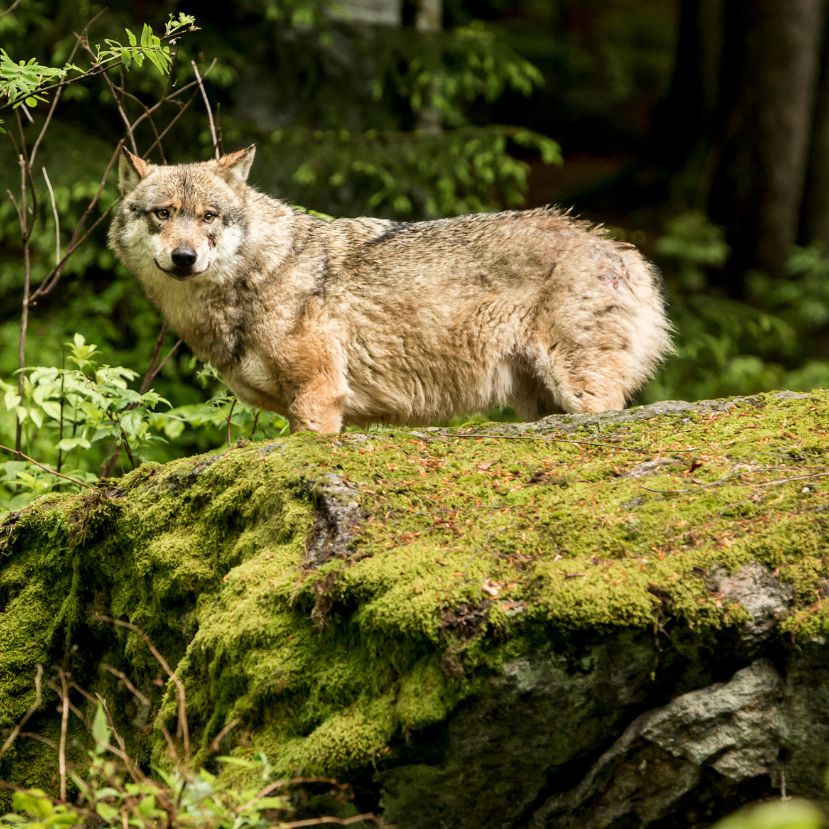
[
  {"left": 0, "top": 334, "right": 171, "bottom": 508},
  {"left": 1, "top": 640, "right": 380, "bottom": 829},
  {"left": 0, "top": 335, "right": 291, "bottom": 514}
]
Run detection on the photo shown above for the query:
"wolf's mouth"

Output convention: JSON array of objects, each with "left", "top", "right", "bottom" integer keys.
[{"left": 154, "top": 259, "right": 209, "bottom": 280}]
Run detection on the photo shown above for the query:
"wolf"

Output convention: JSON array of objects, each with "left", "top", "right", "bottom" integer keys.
[{"left": 108, "top": 146, "right": 672, "bottom": 432}]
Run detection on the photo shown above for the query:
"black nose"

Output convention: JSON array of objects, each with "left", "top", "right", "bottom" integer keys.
[{"left": 171, "top": 246, "right": 197, "bottom": 268}]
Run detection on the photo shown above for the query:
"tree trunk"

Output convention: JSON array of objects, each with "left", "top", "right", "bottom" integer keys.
[
  {"left": 415, "top": 0, "right": 443, "bottom": 134},
  {"left": 658, "top": 1, "right": 827, "bottom": 285},
  {"left": 707, "top": 0, "right": 825, "bottom": 281},
  {"left": 801, "top": 9, "right": 829, "bottom": 245}
]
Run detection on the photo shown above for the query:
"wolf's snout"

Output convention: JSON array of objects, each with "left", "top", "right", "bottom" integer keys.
[{"left": 171, "top": 246, "right": 198, "bottom": 268}]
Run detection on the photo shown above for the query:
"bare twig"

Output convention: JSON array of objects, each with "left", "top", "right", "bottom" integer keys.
[
  {"left": 641, "top": 468, "right": 829, "bottom": 495},
  {"left": 282, "top": 815, "right": 385, "bottom": 828},
  {"left": 431, "top": 431, "right": 678, "bottom": 454},
  {"left": 139, "top": 323, "right": 170, "bottom": 394},
  {"left": 101, "top": 326, "right": 180, "bottom": 478},
  {"left": 209, "top": 718, "right": 240, "bottom": 752},
  {"left": 0, "top": 665, "right": 43, "bottom": 761},
  {"left": 100, "top": 664, "right": 151, "bottom": 707},
  {"left": 33, "top": 201, "right": 118, "bottom": 300},
  {"left": 58, "top": 670, "right": 70, "bottom": 800},
  {"left": 90, "top": 44, "right": 138, "bottom": 154},
  {"left": 14, "top": 143, "right": 31, "bottom": 456},
  {"left": 93, "top": 615, "right": 190, "bottom": 766},
  {"left": 0, "top": 442, "right": 93, "bottom": 488},
  {"left": 31, "top": 142, "right": 123, "bottom": 303},
  {"left": 42, "top": 167, "right": 61, "bottom": 267},
  {"left": 755, "top": 470, "right": 829, "bottom": 488},
  {"left": 146, "top": 338, "right": 182, "bottom": 386},
  {"left": 191, "top": 60, "right": 220, "bottom": 158},
  {"left": 0, "top": 0, "right": 23, "bottom": 19},
  {"left": 29, "top": 13, "right": 102, "bottom": 167},
  {"left": 226, "top": 398, "right": 237, "bottom": 447}
]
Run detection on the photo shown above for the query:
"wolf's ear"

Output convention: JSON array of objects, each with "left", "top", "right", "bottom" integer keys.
[
  {"left": 215, "top": 145, "right": 256, "bottom": 190},
  {"left": 118, "top": 148, "right": 150, "bottom": 195}
]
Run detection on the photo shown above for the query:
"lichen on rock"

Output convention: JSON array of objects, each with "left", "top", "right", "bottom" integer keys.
[{"left": 1, "top": 390, "right": 828, "bottom": 825}]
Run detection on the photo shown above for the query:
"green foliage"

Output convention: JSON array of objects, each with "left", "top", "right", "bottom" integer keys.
[
  {"left": 645, "top": 213, "right": 829, "bottom": 403},
  {"left": 713, "top": 799, "right": 825, "bottom": 829},
  {"left": 0, "top": 336, "right": 289, "bottom": 513},
  {"left": 1, "top": 699, "right": 351, "bottom": 828},
  {"left": 104, "top": 14, "right": 197, "bottom": 75},
  {"left": 0, "top": 12, "right": 197, "bottom": 132},
  {"left": 0, "top": 50, "right": 66, "bottom": 111}
]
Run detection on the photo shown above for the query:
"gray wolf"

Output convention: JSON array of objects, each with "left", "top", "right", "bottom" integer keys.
[{"left": 108, "top": 146, "right": 672, "bottom": 432}]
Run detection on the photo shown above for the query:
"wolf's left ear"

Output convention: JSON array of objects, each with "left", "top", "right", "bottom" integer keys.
[
  {"left": 118, "top": 148, "right": 150, "bottom": 195},
  {"left": 216, "top": 145, "right": 256, "bottom": 190}
]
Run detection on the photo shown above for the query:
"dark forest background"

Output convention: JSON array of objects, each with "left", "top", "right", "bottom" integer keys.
[{"left": 2, "top": 0, "right": 829, "bottom": 508}]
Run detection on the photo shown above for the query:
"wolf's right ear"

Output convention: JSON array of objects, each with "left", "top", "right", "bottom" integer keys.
[{"left": 118, "top": 148, "right": 150, "bottom": 196}]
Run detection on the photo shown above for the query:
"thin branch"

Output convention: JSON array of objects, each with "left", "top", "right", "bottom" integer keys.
[
  {"left": 139, "top": 322, "right": 170, "bottom": 394},
  {"left": 32, "top": 201, "right": 118, "bottom": 301},
  {"left": 14, "top": 148, "right": 31, "bottom": 455},
  {"left": 282, "top": 815, "right": 385, "bottom": 828},
  {"left": 29, "top": 12, "right": 102, "bottom": 167},
  {"left": 58, "top": 670, "right": 70, "bottom": 801},
  {"left": 0, "top": 665, "right": 43, "bottom": 760},
  {"left": 5, "top": 24, "right": 191, "bottom": 109},
  {"left": 91, "top": 44, "right": 138, "bottom": 154},
  {"left": 114, "top": 80, "right": 168, "bottom": 163},
  {"left": 432, "top": 431, "right": 675, "bottom": 454},
  {"left": 226, "top": 397, "right": 237, "bottom": 447},
  {"left": 208, "top": 718, "right": 240, "bottom": 752},
  {"left": 100, "top": 663, "right": 150, "bottom": 707},
  {"left": 147, "top": 92, "right": 200, "bottom": 154},
  {"left": 191, "top": 60, "right": 220, "bottom": 158},
  {"left": 93, "top": 615, "right": 190, "bottom": 766},
  {"left": 755, "top": 470, "right": 829, "bottom": 488},
  {"left": 0, "top": 442, "right": 93, "bottom": 488},
  {"left": 42, "top": 167, "right": 61, "bottom": 267},
  {"left": 146, "top": 338, "right": 182, "bottom": 386},
  {"left": 640, "top": 468, "right": 829, "bottom": 495},
  {"left": 0, "top": 0, "right": 23, "bottom": 19}
]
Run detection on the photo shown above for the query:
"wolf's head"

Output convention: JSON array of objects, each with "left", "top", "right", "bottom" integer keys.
[{"left": 108, "top": 146, "right": 255, "bottom": 284}]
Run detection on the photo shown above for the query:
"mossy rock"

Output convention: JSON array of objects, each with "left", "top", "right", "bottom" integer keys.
[{"left": 2, "top": 390, "right": 829, "bottom": 826}]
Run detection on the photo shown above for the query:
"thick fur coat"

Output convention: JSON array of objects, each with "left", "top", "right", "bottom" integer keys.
[{"left": 108, "top": 146, "right": 672, "bottom": 432}]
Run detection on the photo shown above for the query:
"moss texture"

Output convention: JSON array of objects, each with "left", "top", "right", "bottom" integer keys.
[{"left": 1, "top": 390, "right": 828, "bottom": 812}]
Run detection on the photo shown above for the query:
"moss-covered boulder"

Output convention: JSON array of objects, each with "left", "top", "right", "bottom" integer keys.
[{"left": 2, "top": 390, "right": 829, "bottom": 826}]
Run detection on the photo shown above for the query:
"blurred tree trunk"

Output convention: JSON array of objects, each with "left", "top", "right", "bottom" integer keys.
[
  {"left": 415, "top": 0, "right": 443, "bottom": 134},
  {"left": 661, "top": 0, "right": 827, "bottom": 286},
  {"left": 802, "top": 11, "right": 829, "bottom": 245}
]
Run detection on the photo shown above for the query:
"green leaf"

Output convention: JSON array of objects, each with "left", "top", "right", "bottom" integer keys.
[
  {"left": 11, "top": 790, "right": 53, "bottom": 820},
  {"left": 91, "top": 703, "right": 110, "bottom": 754},
  {"left": 94, "top": 802, "right": 118, "bottom": 822},
  {"left": 57, "top": 436, "right": 92, "bottom": 452}
]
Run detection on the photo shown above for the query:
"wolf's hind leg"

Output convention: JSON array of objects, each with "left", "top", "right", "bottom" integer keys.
[
  {"left": 289, "top": 390, "right": 344, "bottom": 433},
  {"left": 529, "top": 342, "right": 629, "bottom": 415}
]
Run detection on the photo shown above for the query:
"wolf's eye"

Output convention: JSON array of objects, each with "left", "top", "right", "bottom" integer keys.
[
  {"left": 203, "top": 211, "right": 217, "bottom": 223},
  {"left": 154, "top": 208, "right": 170, "bottom": 220}
]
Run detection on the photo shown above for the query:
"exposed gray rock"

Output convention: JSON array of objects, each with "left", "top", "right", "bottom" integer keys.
[
  {"left": 712, "top": 563, "right": 794, "bottom": 649},
  {"left": 529, "top": 660, "right": 784, "bottom": 827}
]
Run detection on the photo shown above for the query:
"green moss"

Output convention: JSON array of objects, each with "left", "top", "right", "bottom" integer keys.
[{"left": 1, "top": 390, "right": 828, "bottom": 797}]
